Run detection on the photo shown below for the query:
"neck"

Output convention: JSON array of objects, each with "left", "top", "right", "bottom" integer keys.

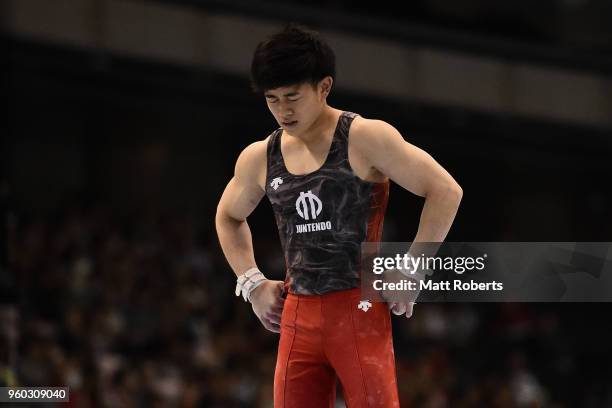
[{"left": 294, "top": 106, "right": 339, "bottom": 144}]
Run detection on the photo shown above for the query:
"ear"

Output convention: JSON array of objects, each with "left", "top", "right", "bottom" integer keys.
[{"left": 319, "top": 76, "right": 333, "bottom": 98}]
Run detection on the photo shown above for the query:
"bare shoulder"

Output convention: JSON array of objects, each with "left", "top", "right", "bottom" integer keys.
[
  {"left": 236, "top": 137, "right": 268, "bottom": 169},
  {"left": 234, "top": 136, "right": 270, "bottom": 192},
  {"left": 350, "top": 115, "right": 403, "bottom": 153}
]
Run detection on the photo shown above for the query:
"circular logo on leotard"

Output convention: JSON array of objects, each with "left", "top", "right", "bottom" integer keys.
[{"left": 295, "top": 190, "right": 323, "bottom": 220}]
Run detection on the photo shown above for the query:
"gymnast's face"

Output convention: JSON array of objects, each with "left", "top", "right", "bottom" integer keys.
[{"left": 264, "top": 77, "right": 332, "bottom": 136}]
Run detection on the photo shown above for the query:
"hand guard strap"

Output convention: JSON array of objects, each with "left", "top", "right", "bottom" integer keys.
[{"left": 235, "top": 267, "right": 267, "bottom": 302}]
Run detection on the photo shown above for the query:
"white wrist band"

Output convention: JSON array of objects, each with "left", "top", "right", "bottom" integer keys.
[
  {"left": 397, "top": 252, "right": 431, "bottom": 282},
  {"left": 235, "top": 267, "right": 267, "bottom": 302},
  {"left": 246, "top": 279, "right": 267, "bottom": 302}
]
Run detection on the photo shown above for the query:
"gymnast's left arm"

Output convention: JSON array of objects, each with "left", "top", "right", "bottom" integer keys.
[
  {"left": 351, "top": 117, "right": 463, "bottom": 243},
  {"left": 351, "top": 118, "right": 463, "bottom": 317}
]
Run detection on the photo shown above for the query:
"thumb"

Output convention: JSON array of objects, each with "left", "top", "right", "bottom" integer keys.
[{"left": 406, "top": 302, "right": 416, "bottom": 318}]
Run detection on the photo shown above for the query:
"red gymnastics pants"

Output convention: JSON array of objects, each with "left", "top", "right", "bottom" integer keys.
[{"left": 274, "top": 287, "right": 401, "bottom": 407}]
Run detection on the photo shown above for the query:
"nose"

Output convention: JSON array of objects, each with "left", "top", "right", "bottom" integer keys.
[
  {"left": 280, "top": 105, "right": 293, "bottom": 117},
  {"left": 275, "top": 100, "right": 293, "bottom": 116},
  {"left": 279, "top": 112, "right": 293, "bottom": 123}
]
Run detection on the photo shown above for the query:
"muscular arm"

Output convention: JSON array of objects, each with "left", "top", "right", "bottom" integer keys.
[
  {"left": 353, "top": 119, "right": 462, "bottom": 316},
  {"left": 215, "top": 141, "right": 267, "bottom": 277},
  {"left": 216, "top": 139, "right": 285, "bottom": 332},
  {"left": 352, "top": 118, "right": 463, "bottom": 243}
]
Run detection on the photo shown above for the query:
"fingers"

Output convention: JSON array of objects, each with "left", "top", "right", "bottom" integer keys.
[
  {"left": 264, "top": 304, "right": 283, "bottom": 326},
  {"left": 389, "top": 302, "right": 416, "bottom": 318},
  {"left": 391, "top": 302, "right": 407, "bottom": 316},
  {"left": 266, "top": 309, "right": 283, "bottom": 322},
  {"left": 254, "top": 280, "right": 285, "bottom": 333},
  {"left": 261, "top": 318, "right": 281, "bottom": 333},
  {"left": 405, "top": 302, "right": 415, "bottom": 318},
  {"left": 272, "top": 295, "right": 285, "bottom": 313},
  {"left": 274, "top": 282, "right": 286, "bottom": 305}
]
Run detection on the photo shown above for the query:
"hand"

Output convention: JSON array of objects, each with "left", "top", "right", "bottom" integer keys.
[
  {"left": 249, "top": 280, "right": 285, "bottom": 333},
  {"left": 380, "top": 268, "right": 419, "bottom": 319},
  {"left": 388, "top": 301, "right": 416, "bottom": 318}
]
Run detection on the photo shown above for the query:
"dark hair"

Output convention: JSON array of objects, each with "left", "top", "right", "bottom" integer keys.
[{"left": 250, "top": 23, "right": 336, "bottom": 93}]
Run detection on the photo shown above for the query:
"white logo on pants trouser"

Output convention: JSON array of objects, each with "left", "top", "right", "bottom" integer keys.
[
  {"left": 358, "top": 300, "right": 372, "bottom": 312},
  {"left": 296, "top": 190, "right": 322, "bottom": 220}
]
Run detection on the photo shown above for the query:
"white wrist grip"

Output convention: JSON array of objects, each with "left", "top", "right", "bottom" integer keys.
[{"left": 235, "top": 268, "right": 268, "bottom": 302}]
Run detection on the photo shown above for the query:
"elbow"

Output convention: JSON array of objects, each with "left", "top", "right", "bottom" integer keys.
[
  {"left": 215, "top": 205, "right": 244, "bottom": 229},
  {"left": 453, "top": 183, "right": 463, "bottom": 204},
  {"left": 430, "top": 181, "right": 463, "bottom": 207},
  {"left": 450, "top": 182, "right": 463, "bottom": 207},
  {"left": 215, "top": 205, "right": 230, "bottom": 230}
]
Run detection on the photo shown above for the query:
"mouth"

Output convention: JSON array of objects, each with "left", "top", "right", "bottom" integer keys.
[{"left": 282, "top": 120, "right": 298, "bottom": 127}]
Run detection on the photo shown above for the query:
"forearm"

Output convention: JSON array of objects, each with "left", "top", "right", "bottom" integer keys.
[
  {"left": 413, "top": 183, "right": 462, "bottom": 244},
  {"left": 391, "top": 184, "right": 461, "bottom": 302},
  {"left": 215, "top": 211, "right": 258, "bottom": 277}
]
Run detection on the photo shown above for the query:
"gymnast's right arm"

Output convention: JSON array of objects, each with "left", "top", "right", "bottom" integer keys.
[{"left": 215, "top": 140, "right": 285, "bottom": 333}]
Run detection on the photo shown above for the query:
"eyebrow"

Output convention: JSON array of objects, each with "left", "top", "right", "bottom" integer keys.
[{"left": 265, "top": 91, "right": 300, "bottom": 98}]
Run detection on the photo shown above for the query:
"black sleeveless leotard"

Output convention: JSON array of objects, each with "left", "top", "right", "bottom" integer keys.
[{"left": 265, "top": 111, "right": 389, "bottom": 295}]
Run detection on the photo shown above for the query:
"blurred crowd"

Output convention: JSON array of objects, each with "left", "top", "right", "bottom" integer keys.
[{"left": 0, "top": 203, "right": 607, "bottom": 407}]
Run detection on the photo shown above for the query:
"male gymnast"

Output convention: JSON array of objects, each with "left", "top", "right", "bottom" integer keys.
[{"left": 215, "top": 23, "right": 462, "bottom": 408}]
